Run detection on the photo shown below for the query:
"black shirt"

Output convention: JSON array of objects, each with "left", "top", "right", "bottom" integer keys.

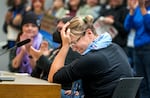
[{"left": 53, "top": 43, "right": 133, "bottom": 98}]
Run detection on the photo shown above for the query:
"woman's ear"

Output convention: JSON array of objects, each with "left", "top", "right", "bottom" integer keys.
[
  {"left": 85, "top": 29, "right": 96, "bottom": 41},
  {"left": 86, "top": 29, "right": 93, "bottom": 35}
]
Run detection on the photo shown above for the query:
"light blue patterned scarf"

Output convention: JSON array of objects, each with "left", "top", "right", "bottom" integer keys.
[{"left": 82, "top": 32, "right": 112, "bottom": 55}]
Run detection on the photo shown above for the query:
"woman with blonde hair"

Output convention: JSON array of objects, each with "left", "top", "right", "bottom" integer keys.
[{"left": 48, "top": 15, "right": 132, "bottom": 98}]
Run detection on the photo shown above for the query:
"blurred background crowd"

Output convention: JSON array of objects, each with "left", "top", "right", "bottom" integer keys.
[{"left": 0, "top": 0, "right": 150, "bottom": 98}]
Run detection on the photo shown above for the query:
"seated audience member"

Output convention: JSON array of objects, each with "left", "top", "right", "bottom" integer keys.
[
  {"left": 48, "top": 15, "right": 133, "bottom": 98},
  {"left": 29, "top": 17, "right": 82, "bottom": 98},
  {"left": 11, "top": 12, "right": 43, "bottom": 74}
]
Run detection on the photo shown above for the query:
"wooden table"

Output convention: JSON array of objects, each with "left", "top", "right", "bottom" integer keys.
[{"left": 0, "top": 71, "right": 61, "bottom": 98}]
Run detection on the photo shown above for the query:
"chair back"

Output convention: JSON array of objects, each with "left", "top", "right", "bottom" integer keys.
[{"left": 112, "top": 77, "right": 143, "bottom": 98}]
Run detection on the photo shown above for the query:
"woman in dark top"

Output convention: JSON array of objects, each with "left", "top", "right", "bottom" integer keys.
[{"left": 48, "top": 15, "right": 133, "bottom": 98}]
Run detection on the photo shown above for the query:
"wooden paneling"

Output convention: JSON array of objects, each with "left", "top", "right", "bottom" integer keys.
[{"left": 0, "top": 71, "right": 61, "bottom": 98}]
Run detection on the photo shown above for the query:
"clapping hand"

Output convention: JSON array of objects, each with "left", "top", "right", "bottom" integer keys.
[
  {"left": 128, "top": 0, "right": 139, "bottom": 15},
  {"left": 13, "top": 14, "right": 22, "bottom": 25},
  {"left": 5, "top": 11, "right": 12, "bottom": 24},
  {"left": 138, "top": 0, "right": 149, "bottom": 15},
  {"left": 19, "top": 33, "right": 33, "bottom": 52},
  {"left": 138, "top": 0, "right": 145, "bottom": 7},
  {"left": 102, "top": 16, "right": 114, "bottom": 25},
  {"left": 129, "top": 0, "right": 139, "bottom": 10},
  {"left": 29, "top": 41, "right": 53, "bottom": 61},
  {"left": 39, "top": 41, "right": 53, "bottom": 56}
]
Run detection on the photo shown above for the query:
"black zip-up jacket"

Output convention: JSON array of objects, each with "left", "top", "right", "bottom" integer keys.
[{"left": 53, "top": 43, "right": 133, "bottom": 98}]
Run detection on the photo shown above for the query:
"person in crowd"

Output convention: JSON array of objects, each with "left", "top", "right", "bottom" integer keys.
[
  {"left": 3, "top": 0, "right": 28, "bottom": 49},
  {"left": 48, "top": 15, "right": 133, "bottom": 98},
  {"left": 124, "top": 0, "right": 150, "bottom": 98},
  {"left": 29, "top": 0, "right": 45, "bottom": 20},
  {"left": 10, "top": 11, "right": 43, "bottom": 74},
  {"left": 29, "top": 17, "right": 82, "bottom": 98},
  {"left": 76, "top": 0, "right": 101, "bottom": 20},
  {"left": 56, "top": 0, "right": 85, "bottom": 18},
  {"left": 47, "top": 0, "right": 66, "bottom": 18},
  {"left": 124, "top": 0, "right": 136, "bottom": 76},
  {"left": 98, "top": 0, "right": 128, "bottom": 53},
  {"left": 31, "top": 0, "right": 60, "bottom": 49}
]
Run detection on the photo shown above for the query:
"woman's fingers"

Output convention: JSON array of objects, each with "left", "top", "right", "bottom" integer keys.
[
  {"left": 61, "top": 22, "right": 70, "bottom": 33},
  {"left": 64, "top": 90, "right": 71, "bottom": 95},
  {"left": 61, "top": 22, "right": 71, "bottom": 46}
]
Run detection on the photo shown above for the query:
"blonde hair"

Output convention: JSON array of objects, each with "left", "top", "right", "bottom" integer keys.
[{"left": 68, "top": 15, "right": 97, "bottom": 36}]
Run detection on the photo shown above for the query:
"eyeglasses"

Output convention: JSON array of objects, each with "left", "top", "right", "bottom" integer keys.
[
  {"left": 69, "top": 32, "right": 85, "bottom": 47},
  {"left": 70, "top": 36, "right": 82, "bottom": 47}
]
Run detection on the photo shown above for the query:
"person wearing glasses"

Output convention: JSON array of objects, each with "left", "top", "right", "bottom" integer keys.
[{"left": 48, "top": 15, "right": 133, "bottom": 98}]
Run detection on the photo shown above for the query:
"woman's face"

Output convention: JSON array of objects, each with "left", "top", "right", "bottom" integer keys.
[
  {"left": 33, "top": 0, "right": 43, "bottom": 10},
  {"left": 53, "top": 0, "right": 64, "bottom": 9},
  {"left": 22, "top": 23, "right": 39, "bottom": 38},
  {"left": 69, "top": 31, "right": 93, "bottom": 54}
]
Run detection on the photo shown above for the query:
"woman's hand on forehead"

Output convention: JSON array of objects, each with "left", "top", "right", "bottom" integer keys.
[{"left": 61, "top": 22, "right": 71, "bottom": 45}]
